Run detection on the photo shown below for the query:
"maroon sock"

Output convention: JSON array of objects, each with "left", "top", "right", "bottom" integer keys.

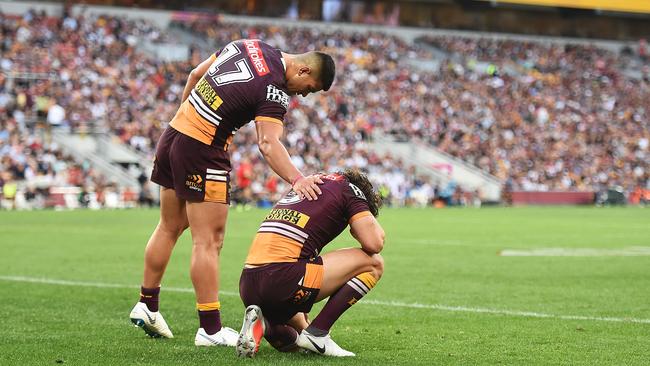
[
  {"left": 198, "top": 310, "right": 222, "bottom": 335},
  {"left": 140, "top": 286, "right": 160, "bottom": 312},
  {"left": 265, "top": 323, "right": 298, "bottom": 352},
  {"left": 310, "top": 272, "right": 378, "bottom": 333}
]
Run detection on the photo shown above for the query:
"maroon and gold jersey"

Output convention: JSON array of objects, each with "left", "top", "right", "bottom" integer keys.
[
  {"left": 170, "top": 39, "right": 289, "bottom": 150},
  {"left": 245, "top": 173, "right": 372, "bottom": 265}
]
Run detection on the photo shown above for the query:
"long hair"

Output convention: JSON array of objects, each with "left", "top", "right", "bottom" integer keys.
[{"left": 340, "top": 169, "right": 382, "bottom": 217}]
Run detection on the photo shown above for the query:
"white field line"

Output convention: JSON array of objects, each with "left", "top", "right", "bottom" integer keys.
[
  {"left": 361, "top": 299, "right": 650, "bottom": 324},
  {"left": 499, "top": 247, "right": 650, "bottom": 257},
  {"left": 1, "top": 275, "right": 649, "bottom": 325},
  {"left": 0, "top": 275, "right": 237, "bottom": 297}
]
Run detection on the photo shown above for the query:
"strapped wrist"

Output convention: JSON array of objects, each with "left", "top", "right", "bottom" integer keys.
[{"left": 291, "top": 175, "right": 305, "bottom": 187}]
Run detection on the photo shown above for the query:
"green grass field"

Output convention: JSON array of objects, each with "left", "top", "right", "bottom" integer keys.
[{"left": 1, "top": 207, "right": 649, "bottom": 365}]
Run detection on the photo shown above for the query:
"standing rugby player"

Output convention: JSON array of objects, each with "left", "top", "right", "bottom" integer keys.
[
  {"left": 237, "top": 169, "right": 385, "bottom": 357},
  {"left": 129, "top": 39, "right": 335, "bottom": 346}
]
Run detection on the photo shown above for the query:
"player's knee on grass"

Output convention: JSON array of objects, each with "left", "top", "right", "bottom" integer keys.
[{"left": 265, "top": 324, "right": 299, "bottom": 352}]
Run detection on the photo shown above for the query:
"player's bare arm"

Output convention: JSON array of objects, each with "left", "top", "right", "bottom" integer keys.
[
  {"left": 255, "top": 120, "right": 323, "bottom": 200},
  {"left": 181, "top": 54, "right": 216, "bottom": 103},
  {"left": 350, "top": 215, "right": 385, "bottom": 254}
]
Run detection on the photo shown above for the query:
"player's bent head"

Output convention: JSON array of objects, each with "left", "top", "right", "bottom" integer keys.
[
  {"left": 301, "top": 51, "right": 336, "bottom": 92},
  {"left": 313, "top": 51, "right": 335, "bottom": 91},
  {"left": 341, "top": 168, "right": 382, "bottom": 217}
]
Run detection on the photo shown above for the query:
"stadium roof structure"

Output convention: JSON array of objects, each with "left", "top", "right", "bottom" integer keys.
[{"left": 481, "top": 0, "right": 650, "bottom": 15}]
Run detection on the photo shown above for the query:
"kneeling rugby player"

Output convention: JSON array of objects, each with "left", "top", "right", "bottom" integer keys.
[{"left": 236, "top": 169, "right": 385, "bottom": 357}]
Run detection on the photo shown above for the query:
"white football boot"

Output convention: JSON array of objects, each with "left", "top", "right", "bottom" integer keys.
[
  {"left": 236, "top": 305, "right": 266, "bottom": 358},
  {"left": 296, "top": 329, "right": 355, "bottom": 357},
  {"left": 195, "top": 326, "right": 239, "bottom": 347},
  {"left": 129, "top": 302, "right": 173, "bottom": 338}
]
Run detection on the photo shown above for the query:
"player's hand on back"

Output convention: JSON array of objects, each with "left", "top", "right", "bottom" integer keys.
[{"left": 293, "top": 174, "right": 324, "bottom": 201}]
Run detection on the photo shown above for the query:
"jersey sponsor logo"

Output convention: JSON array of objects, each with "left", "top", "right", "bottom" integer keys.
[
  {"left": 292, "top": 287, "right": 315, "bottom": 305},
  {"left": 194, "top": 78, "right": 223, "bottom": 110},
  {"left": 277, "top": 190, "right": 304, "bottom": 205},
  {"left": 185, "top": 174, "right": 204, "bottom": 192},
  {"left": 266, "top": 84, "right": 289, "bottom": 109},
  {"left": 265, "top": 208, "right": 310, "bottom": 228},
  {"left": 243, "top": 40, "right": 270, "bottom": 76},
  {"left": 349, "top": 183, "right": 367, "bottom": 201}
]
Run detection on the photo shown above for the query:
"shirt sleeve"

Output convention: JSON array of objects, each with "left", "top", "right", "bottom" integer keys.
[
  {"left": 342, "top": 181, "right": 371, "bottom": 223},
  {"left": 211, "top": 48, "right": 222, "bottom": 61},
  {"left": 255, "top": 84, "right": 288, "bottom": 125}
]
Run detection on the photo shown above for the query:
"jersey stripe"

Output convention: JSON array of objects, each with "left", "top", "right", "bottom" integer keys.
[
  {"left": 190, "top": 89, "right": 222, "bottom": 120},
  {"left": 303, "top": 263, "right": 324, "bottom": 289},
  {"left": 349, "top": 210, "right": 372, "bottom": 224},
  {"left": 206, "top": 174, "right": 227, "bottom": 181},
  {"left": 189, "top": 91, "right": 222, "bottom": 125},
  {"left": 189, "top": 90, "right": 221, "bottom": 121},
  {"left": 255, "top": 116, "right": 283, "bottom": 125},
  {"left": 188, "top": 95, "right": 220, "bottom": 126},
  {"left": 206, "top": 168, "right": 228, "bottom": 175},
  {"left": 169, "top": 100, "right": 216, "bottom": 145},
  {"left": 258, "top": 227, "right": 306, "bottom": 243},
  {"left": 260, "top": 222, "right": 309, "bottom": 239},
  {"left": 245, "top": 232, "right": 303, "bottom": 265}
]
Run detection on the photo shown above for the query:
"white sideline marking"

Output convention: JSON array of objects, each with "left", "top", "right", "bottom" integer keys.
[
  {"left": 0, "top": 275, "right": 237, "bottom": 297},
  {"left": 361, "top": 300, "right": 650, "bottom": 324},
  {"left": 500, "top": 247, "right": 650, "bottom": 257},
  {"left": 1, "top": 275, "right": 649, "bottom": 325}
]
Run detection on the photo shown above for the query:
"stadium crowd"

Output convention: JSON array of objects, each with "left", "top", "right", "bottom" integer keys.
[
  {"left": 0, "top": 118, "right": 137, "bottom": 210},
  {"left": 0, "top": 9, "right": 184, "bottom": 209},
  {"left": 175, "top": 20, "right": 650, "bottom": 200},
  {"left": 417, "top": 36, "right": 649, "bottom": 196},
  {"left": 1, "top": 9, "right": 648, "bottom": 210}
]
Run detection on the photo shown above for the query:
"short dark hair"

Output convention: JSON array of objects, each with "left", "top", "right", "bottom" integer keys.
[
  {"left": 341, "top": 169, "right": 382, "bottom": 217},
  {"left": 315, "top": 51, "right": 335, "bottom": 91}
]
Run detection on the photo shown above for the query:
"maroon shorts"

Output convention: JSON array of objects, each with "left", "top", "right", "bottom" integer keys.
[
  {"left": 151, "top": 127, "right": 231, "bottom": 203},
  {"left": 239, "top": 257, "right": 324, "bottom": 325}
]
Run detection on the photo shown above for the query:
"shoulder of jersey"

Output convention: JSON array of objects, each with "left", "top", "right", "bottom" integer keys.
[
  {"left": 347, "top": 182, "right": 367, "bottom": 201},
  {"left": 245, "top": 40, "right": 289, "bottom": 109},
  {"left": 240, "top": 39, "right": 276, "bottom": 78},
  {"left": 320, "top": 174, "right": 366, "bottom": 201},
  {"left": 318, "top": 173, "right": 345, "bottom": 194}
]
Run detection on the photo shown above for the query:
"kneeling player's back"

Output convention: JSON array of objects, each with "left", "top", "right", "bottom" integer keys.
[{"left": 245, "top": 174, "right": 372, "bottom": 265}]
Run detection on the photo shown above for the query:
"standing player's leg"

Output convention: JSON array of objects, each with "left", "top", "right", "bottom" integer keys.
[
  {"left": 186, "top": 201, "right": 239, "bottom": 346},
  {"left": 296, "top": 248, "right": 384, "bottom": 356},
  {"left": 130, "top": 187, "right": 188, "bottom": 338},
  {"left": 142, "top": 187, "right": 189, "bottom": 289}
]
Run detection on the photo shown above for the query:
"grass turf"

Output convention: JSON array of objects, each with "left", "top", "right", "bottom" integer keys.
[{"left": 0, "top": 207, "right": 649, "bottom": 365}]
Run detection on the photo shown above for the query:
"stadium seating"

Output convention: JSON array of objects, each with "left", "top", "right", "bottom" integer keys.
[
  {"left": 1, "top": 10, "right": 647, "bottom": 209},
  {"left": 175, "top": 19, "right": 648, "bottom": 200}
]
